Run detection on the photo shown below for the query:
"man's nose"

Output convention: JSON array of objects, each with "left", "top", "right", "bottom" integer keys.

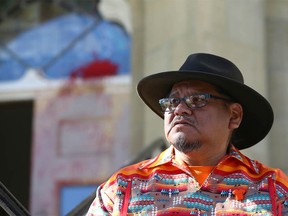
[{"left": 173, "top": 101, "right": 193, "bottom": 116}]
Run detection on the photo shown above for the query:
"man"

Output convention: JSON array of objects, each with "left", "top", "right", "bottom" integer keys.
[{"left": 87, "top": 53, "right": 288, "bottom": 215}]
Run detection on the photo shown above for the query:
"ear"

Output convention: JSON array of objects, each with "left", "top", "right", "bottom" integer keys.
[{"left": 228, "top": 103, "right": 243, "bottom": 130}]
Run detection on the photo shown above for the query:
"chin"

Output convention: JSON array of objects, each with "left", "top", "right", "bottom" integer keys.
[{"left": 169, "top": 133, "right": 193, "bottom": 142}]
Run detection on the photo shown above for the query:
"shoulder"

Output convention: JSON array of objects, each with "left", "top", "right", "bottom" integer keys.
[
  {"left": 101, "top": 158, "right": 156, "bottom": 189},
  {"left": 251, "top": 159, "right": 288, "bottom": 190},
  {"left": 229, "top": 146, "right": 288, "bottom": 184}
]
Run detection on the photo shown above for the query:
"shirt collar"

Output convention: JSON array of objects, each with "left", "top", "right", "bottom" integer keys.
[{"left": 138, "top": 144, "right": 259, "bottom": 174}]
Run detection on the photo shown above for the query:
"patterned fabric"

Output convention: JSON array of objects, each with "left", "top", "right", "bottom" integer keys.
[{"left": 86, "top": 145, "right": 288, "bottom": 216}]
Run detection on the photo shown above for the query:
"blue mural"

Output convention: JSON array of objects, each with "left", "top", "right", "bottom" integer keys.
[{"left": 0, "top": 13, "right": 131, "bottom": 81}]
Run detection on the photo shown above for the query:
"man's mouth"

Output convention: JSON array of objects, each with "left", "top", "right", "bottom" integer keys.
[{"left": 171, "top": 116, "right": 196, "bottom": 127}]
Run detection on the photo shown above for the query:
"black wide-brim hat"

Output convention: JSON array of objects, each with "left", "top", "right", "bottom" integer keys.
[{"left": 137, "top": 53, "right": 274, "bottom": 150}]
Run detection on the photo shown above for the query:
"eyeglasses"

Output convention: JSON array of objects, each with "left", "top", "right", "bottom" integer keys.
[{"left": 159, "top": 93, "right": 231, "bottom": 112}]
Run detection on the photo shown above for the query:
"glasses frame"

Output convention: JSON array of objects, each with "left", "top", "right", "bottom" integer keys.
[{"left": 159, "top": 93, "right": 232, "bottom": 112}]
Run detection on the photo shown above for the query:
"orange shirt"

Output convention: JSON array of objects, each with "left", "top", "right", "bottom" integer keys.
[
  {"left": 87, "top": 145, "right": 288, "bottom": 216},
  {"left": 189, "top": 165, "right": 215, "bottom": 185}
]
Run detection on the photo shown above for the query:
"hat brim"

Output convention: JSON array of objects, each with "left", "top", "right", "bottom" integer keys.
[{"left": 137, "top": 71, "right": 274, "bottom": 150}]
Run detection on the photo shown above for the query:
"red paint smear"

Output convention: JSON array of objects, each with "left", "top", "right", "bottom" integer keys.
[{"left": 70, "top": 59, "right": 118, "bottom": 79}]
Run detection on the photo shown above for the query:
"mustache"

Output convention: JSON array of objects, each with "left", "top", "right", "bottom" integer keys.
[{"left": 170, "top": 115, "right": 197, "bottom": 127}]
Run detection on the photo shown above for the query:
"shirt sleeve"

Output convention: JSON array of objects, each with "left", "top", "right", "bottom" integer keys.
[
  {"left": 86, "top": 182, "right": 114, "bottom": 216},
  {"left": 274, "top": 168, "right": 288, "bottom": 215}
]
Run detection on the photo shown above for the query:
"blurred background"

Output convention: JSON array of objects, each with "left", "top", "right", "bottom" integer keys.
[{"left": 0, "top": 0, "right": 287, "bottom": 215}]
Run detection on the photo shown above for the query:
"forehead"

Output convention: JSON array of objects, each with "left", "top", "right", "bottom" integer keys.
[{"left": 170, "top": 80, "right": 217, "bottom": 95}]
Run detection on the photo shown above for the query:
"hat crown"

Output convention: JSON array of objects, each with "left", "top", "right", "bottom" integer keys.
[{"left": 179, "top": 53, "right": 244, "bottom": 84}]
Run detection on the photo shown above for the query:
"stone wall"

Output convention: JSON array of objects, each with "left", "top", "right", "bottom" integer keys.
[{"left": 266, "top": 0, "right": 288, "bottom": 172}]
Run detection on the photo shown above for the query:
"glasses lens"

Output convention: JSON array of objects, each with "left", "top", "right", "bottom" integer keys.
[
  {"left": 186, "top": 94, "right": 207, "bottom": 108},
  {"left": 159, "top": 98, "right": 171, "bottom": 111},
  {"left": 159, "top": 94, "right": 209, "bottom": 112},
  {"left": 170, "top": 98, "right": 180, "bottom": 108},
  {"left": 159, "top": 98, "right": 180, "bottom": 111}
]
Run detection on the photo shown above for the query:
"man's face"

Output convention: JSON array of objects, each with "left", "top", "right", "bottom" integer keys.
[{"left": 164, "top": 80, "right": 242, "bottom": 154}]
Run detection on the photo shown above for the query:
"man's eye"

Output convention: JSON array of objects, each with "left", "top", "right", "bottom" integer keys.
[
  {"left": 193, "top": 96, "right": 202, "bottom": 102},
  {"left": 168, "top": 98, "right": 179, "bottom": 106},
  {"left": 187, "top": 96, "right": 198, "bottom": 103}
]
